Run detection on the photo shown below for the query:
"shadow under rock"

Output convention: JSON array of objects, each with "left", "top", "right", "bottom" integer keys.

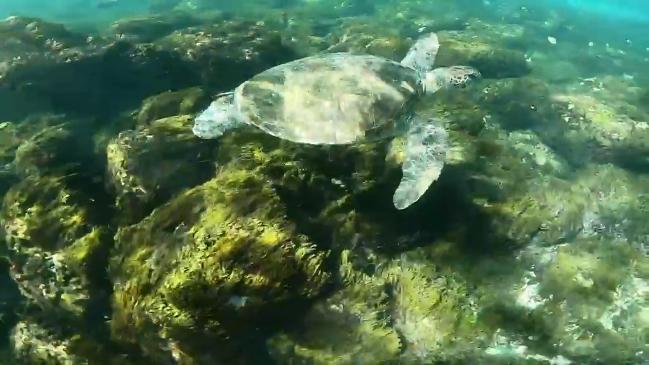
[{"left": 0, "top": 259, "right": 21, "bottom": 354}]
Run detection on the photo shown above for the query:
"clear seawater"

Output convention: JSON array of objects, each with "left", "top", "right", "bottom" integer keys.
[{"left": 0, "top": 1, "right": 648, "bottom": 364}]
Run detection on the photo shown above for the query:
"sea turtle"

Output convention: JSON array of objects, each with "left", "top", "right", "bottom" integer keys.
[{"left": 192, "top": 32, "right": 481, "bottom": 209}]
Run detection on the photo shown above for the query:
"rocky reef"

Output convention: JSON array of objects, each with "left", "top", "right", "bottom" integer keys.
[{"left": 0, "top": 1, "right": 647, "bottom": 364}]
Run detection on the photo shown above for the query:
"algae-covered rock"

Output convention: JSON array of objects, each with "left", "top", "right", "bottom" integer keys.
[
  {"left": 136, "top": 87, "right": 209, "bottom": 126},
  {"left": 436, "top": 30, "right": 530, "bottom": 79},
  {"left": 478, "top": 77, "right": 556, "bottom": 131},
  {"left": 13, "top": 125, "right": 78, "bottom": 178},
  {"left": 0, "top": 121, "right": 22, "bottom": 195},
  {"left": 0, "top": 16, "right": 87, "bottom": 69},
  {"left": 551, "top": 81, "right": 649, "bottom": 171},
  {"left": 10, "top": 320, "right": 87, "bottom": 365},
  {"left": 388, "top": 261, "right": 485, "bottom": 363},
  {"left": 268, "top": 250, "right": 401, "bottom": 365},
  {"left": 109, "top": 12, "right": 203, "bottom": 43},
  {"left": 481, "top": 234, "right": 648, "bottom": 364},
  {"left": 1, "top": 176, "right": 110, "bottom": 320},
  {"left": 1, "top": 39, "right": 198, "bottom": 119},
  {"left": 0, "top": 17, "right": 93, "bottom": 119},
  {"left": 481, "top": 164, "right": 649, "bottom": 246},
  {"left": 268, "top": 251, "right": 487, "bottom": 364},
  {"left": 106, "top": 115, "right": 216, "bottom": 224},
  {"left": 155, "top": 19, "right": 298, "bottom": 90},
  {"left": 8, "top": 316, "right": 141, "bottom": 365},
  {"left": 110, "top": 166, "right": 330, "bottom": 363}
]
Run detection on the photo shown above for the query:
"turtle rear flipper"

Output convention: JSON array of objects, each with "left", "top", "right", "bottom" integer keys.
[
  {"left": 193, "top": 92, "right": 245, "bottom": 139},
  {"left": 401, "top": 32, "right": 440, "bottom": 74},
  {"left": 393, "top": 119, "right": 447, "bottom": 210}
]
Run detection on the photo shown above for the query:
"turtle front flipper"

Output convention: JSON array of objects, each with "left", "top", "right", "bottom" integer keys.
[
  {"left": 400, "top": 32, "right": 440, "bottom": 74},
  {"left": 193, "top": 92, "right": 245, "bottom": 139},
  {"left": 393, "top": 119, "right": 448, "bottom": 210}
]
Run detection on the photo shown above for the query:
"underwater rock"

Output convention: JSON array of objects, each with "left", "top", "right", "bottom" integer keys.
[
  {"left": 267, "top": 258, "right": 402, "bottom": 364},
  {"left": 0, "top": 259, "right": 22, "bottom": 357},
  {"left": 155, "top": 19, "right": 298, "bottom": 91},
  {"left": 324, "top": 24, "right": 412, "bottom": 61},
  {"left": 481, "top": 163, "right": 649, "bottom": 247},
  {"left": 1, "top": 175, "right": 111, "bottom": 320},
  {"left": 480, "top": 225, "right": 648, "bottom": 364},
  {"left": 10, "top": 320, "right": 87, "bottom": 365},
  {"left": 109, "top": 166, "right": 330, "bottom": 363},
  {"left": 478, "top": 77, "right": 556, "bottom": 131},
  {"left": 436, "top": 30, "right": 530, "bottom": 79},
  {"left": 0, "top": 121, "right": 22, "bottom": 195},
  {"left": 268, "top": 251, "right": 487, "bottom": 364},
  {"left": 109, "top": 12, "right": 204, "bottom": 43},
  {"left": 106, "top": 115, "right": 216, "bottom": 224},
  {"left": 1, "top": 37, "right": 198, "bottom": 119},
  {"left": 551, "top": 81, "right": 649, "bottom": 171},
  {"left": 0, "top": 16, "right": 87, "bottom": 67},
  {"left": 136, "top": 87, "right": 209, "bottom": 126},
  {"left": 0, "top": 17, "right": 94, "bottom": 119},
  {"left": 13, "top": 125, "right": 78, "bottom": 178}
]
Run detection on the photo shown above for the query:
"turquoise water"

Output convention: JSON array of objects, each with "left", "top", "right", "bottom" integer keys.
[{"left": 0, "top": 1, "right": 648, "bottom": 364}]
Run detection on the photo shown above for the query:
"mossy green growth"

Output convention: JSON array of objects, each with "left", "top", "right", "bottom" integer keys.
[
  {"left": 136, "top": 87, "right": 209, "bottom": 126},
  {"left": 0, "top": 16, "right": 85, "bottom": 59},
  {"left": 13, "top": 125, "right": 78, "bottom": 178},
  {"left": 110, "top": 165, "right": 330, "bottom": 363},
  {"left": 214, "top": 129, "right": 407, "bottom": 249},
  {"left": 551, "top": 87, "right": 649, "bottom": 170},
  {"left": 436, "top": 30, "right": 530, "bottom": 79},
  {"left": 155, "top": 19, "right": 297, "bottom": 90},
  {"left": 2, "top": 176, "right": 91, "bottom": 251},
  {"left": 268, "top": 250, "right": 488, "bottom": 364},
  {"left": 502, "top": 237, "right": 649, "bottom": 364},
  {"left": 478, "top": 77, "right": 555, "bottom": 131},
  {"left": 1, "top": 176, "right": 107, "bottom": 319},
  {"left": 324, "top": 21, "right": 412, "bottom": 60},
  {"left": 385, "top": 259, "right": 486, "bottom": 363},
  {"left": 105, "top": 114, "right": 216, "bottom": 224},
  {"left": 483, "top": 163, "right": 649, "bottom": 247},
  {"left": 0, "top": 121, "right": 21, "bottom": 165},
  {"left": 109, "top": 12, "right": 200, "bottom": 43},
  {"left": 10, "top": 320, "right": 88, "bottom": 365}
]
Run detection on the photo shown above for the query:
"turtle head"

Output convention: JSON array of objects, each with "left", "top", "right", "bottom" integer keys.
[{"left": 423, "top": 66, "right": 482, "bottom": 95}]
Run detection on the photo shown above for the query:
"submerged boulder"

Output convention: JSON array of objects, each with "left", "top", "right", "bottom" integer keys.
[
  {"left": 154, "top": 19, "right": 299, "bottom": 91},
  {"left": 110, "top": 166, "right": 330, "bottom": 363},
  {"left": 551, "top": 80, "right": 649, "bottom": 171},
  {"left": 10, "top": 320, "right": 87, "bottom": 365},
  {"left": 105, "top": 115, "right": 216, "bottom": 224},
  {"left": 436, "top": 30, "right": 530, "bottom": 79},
  {"left": 108, "top": 12, "right": 203, "bottom": 43},
  {"left": 268, "top": 251, "right": 487, "bottom": 364},
  {"left": 136, "top": 87, "right": 209, "bottom": 126},
  {"left": 1, "top": 176, "right": 111, "bottom": 321}
]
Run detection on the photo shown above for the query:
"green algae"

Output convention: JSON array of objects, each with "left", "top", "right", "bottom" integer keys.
[
  {"left": 1, "top": 175, "right": 110, "bottom": 320},
  {"left": 136, "top": 87, "right": 209, "bottom": 126},
  {"left": 0, "top": 1, "right": 648, "bottom": 364},
  {"left": 110, "top": 165, "right": 330, "bottom": 363},
  {"left": 105, "top": 114, "right": 216, "bottom": 224},
  {"left": 268, "top": 250, "right": 490, "bottom": 364}
]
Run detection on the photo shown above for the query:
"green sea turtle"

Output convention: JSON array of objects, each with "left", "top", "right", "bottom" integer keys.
[{"left": 193, "top": 32, "right": 481, "bottom": 209}]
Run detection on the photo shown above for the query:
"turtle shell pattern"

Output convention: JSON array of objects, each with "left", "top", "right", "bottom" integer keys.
[{"left": 233, "top": 53, "right": 423, "bottom": 145}]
